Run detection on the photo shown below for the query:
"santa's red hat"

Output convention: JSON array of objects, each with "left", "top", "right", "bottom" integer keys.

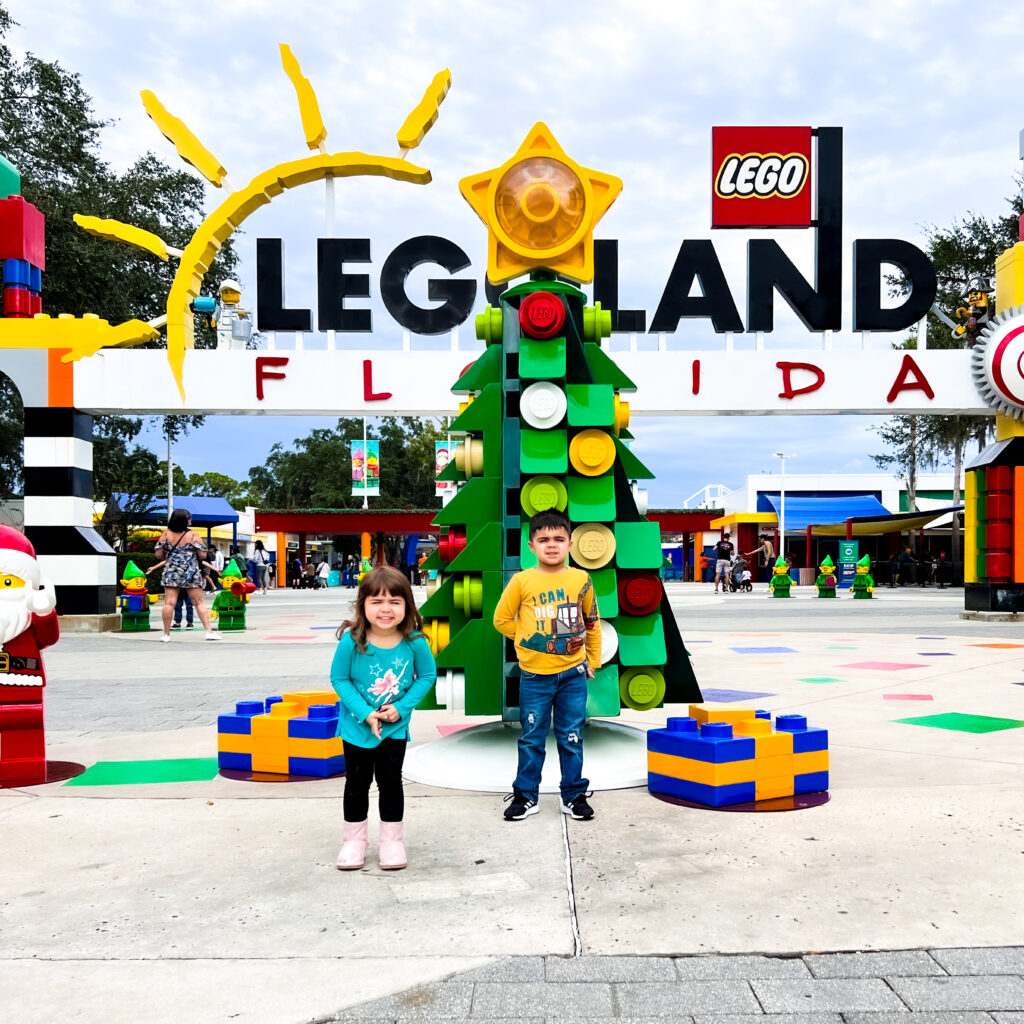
[{"left": 0, "top": 525, "right": 41, "bottom": 587}]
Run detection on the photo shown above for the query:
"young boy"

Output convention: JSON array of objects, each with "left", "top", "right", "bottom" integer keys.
[{"left": 493, "top": 510, "right": 602, "bottom": 822}]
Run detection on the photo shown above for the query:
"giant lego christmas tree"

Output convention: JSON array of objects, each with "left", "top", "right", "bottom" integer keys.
[{"left": 418, "top": 123, "right": 701, "bottom": 718}]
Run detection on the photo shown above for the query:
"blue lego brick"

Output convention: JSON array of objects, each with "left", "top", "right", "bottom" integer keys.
[
  {"left": 218, "top": 750, "right": 252, "bottom": 771},
  {"left": 789, "top": 727, "right": 828, "bottom": 753},
  {"left": 288, "top": 755, "right": 346, "bottom": 778},
  {"left": 217, "top": 700, "right": 265, "bottom": 735},
  {"left": 647, "top": 727, "right": 755, "bottom": 764},
  {"left": 29, "top": 265, "right": 41, "bottom": 292},
  {"left": 288, "top": 713, "right": 340, "bottom": 739},
  {"left": 793, "top": 770, "right": 829, "bottom": 795},
  {"left": 3, "top": 258, "right": 29, "bottom": 287},
  {"left": 648, "top": 772, "right": 756, "bottom": 807}
]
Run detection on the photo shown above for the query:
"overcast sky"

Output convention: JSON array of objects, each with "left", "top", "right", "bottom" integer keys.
[{"left": 9, "top": 0, "right": 1022, "bottom": 505}]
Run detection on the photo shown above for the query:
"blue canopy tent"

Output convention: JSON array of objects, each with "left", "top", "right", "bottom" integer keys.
[
  {"left": 109, "top": 494, "right": 241, "bottom": 547},
  {"left": 757, "top": 494, "right": 891, "bottom": 532}
]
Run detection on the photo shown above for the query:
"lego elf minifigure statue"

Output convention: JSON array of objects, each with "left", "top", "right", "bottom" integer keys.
[
  {"left": 211, "top": 559, "right": 257, "bottom": 631},
  {"left": 815, "top": 555, "right": 837, "bottom": 598},
  {"left": 768, "top": 555, "right": 793, "bottom": 598},
  {"left": 118, "top": 560, "right": 151, "bottom": 631},
  {"left": 851, "top": 554, "right": 875, "bottom": 599}
]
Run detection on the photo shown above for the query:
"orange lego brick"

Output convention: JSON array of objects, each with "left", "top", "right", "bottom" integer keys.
[
  {"left": 753, "top": 732, "right": 793, "bottom": 757},
  {"left": 251, "top": 755, "right": 289, "bottom": 774},
  {"left": 753, "top": 754, "right": 794, "bottom": 780},
  {"left": 755, "top": 776, "right": 794, "bottom": 801},
  {"left": 269, "top": 701, "right": 302, "bottom": 718},
  {"left": 288, "top": 736, "right": 344, "bottom": 759},
  {"left": 247, "top": 736, "right": 290, "bottom": 755},
  {"left": 217, "top": 734, "right": 252, "bottom": 754},
  {"left": 282, "top": 690, "right": 338, "bottom": 712},
  {"left": 688, "top": 704, "right": 758, "bottom": 726},
  {"left": 793, "top": 749, "right": 829, "bottom": 774},
  {"left": 733, "top": 718, "right": 772, "bottom": 737},
  {"left": 647, "top": 750, "right": 753, "bottom": 787},
  {"left": 251, "top": 715, "right": 289, "bottom": 737}
]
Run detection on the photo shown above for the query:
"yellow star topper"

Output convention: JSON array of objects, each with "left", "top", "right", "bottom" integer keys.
[{"left": 459, "top": 122, "right": 622, "bottom": 285}]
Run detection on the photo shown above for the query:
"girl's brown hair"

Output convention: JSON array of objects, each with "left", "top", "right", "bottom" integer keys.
[{"left": 336, "top": 565, "right": 423, "bottom": 651}]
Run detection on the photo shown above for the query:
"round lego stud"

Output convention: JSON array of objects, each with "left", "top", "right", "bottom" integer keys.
[
  {"left": 582, "top": 302, "right": 613, "bottom": 342},
  {"left": 612, "top": 394, "right": 631, "bottom": 435},
  {"left": 519, "top": 290, "right": 566, "bottom": 339},
  {"left": 265, "top": 696, "right": 283, "bottom": 711},
  {"left": 520, "top": 475, "right": 568, "bottom": 517},
  {"left": 667, "top": 716, "right": 698, "bottom": 733},
  {"left": 700, "top": 721, "right": 733, "bottom": 739},
  {"left": 520, "top": 381, "right": 567, "bottom": 430},
  {"left": 570, "top": 522, "right": 616, "bottom": 569},
  {"left": 308, "top": 704, "right": 338, "bottom": 719},
  {"left": 454, "top": 437, "right": 484, "bottom": 478},
  {"left": 630, "top": 481, "right": 649, "bottom": 516},
  {"left": 422, "top": 619, "right": 450, "bottom": 656},
  {"left": 493, "top": 156, "right": 587, "bottom": 256},
  {"left": 236, "top": 700, "right": 263, "bottom": 716},
  {"left": 599, "top": 620, "right": 618, "bottom": 664},
  {"left": 438, "top": 528, "right": 466, "bottom": 566},
  {"left": 453, "top": 575, "right": 483, "bottom": 617},
  {"left": 475, "top": 306, "right": 503, "bottom": 344},
  {"left": 569, "top": 429, "right": 616, "bottom": 477},
  {"left": 775, "top": 714, "right": 808, "bottom": 732},
  {"left": 619, "top": 666, "right": 666, "bottom": 711},
  {"left": 270, "top": 700, "right": 300, "bottom": 717},
  {"left": 617, "top": 570, "right": 662, "bottom": 616},
  {"left": 755, "top": 709, "right": 772, "bottom": 720}
]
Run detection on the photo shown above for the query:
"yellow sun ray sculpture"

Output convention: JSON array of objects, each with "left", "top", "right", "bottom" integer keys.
[{"left": 0, "top": 46, "right": 451, "bottom": 402}]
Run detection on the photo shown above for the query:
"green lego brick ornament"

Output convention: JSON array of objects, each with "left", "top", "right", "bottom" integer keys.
[
  {"left": 851, "top": 554, "right": 874, "bottom": 599},
  {"left": 769, "top": 556, "right": 793, "bottom": 598},
  {"left": 815, "top": 555, "right": 837, "bottom": 598}
]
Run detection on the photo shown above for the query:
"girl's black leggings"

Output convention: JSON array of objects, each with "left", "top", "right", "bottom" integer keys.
[{"left": 342, "top": 738, "right": 407, "bottom": 822}]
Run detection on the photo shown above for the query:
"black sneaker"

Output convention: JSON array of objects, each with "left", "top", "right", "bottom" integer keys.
[
  {"left": 186, "top": 623, "right": 194, "bottom": 629},
  {"left": 561, "top": 793, "right": 595, "bottom": 820},
  {"left": 171, "top": 623, "right": 181, "bottom": 630},
  {"left": 503, "top": 790, "right": 538, "bottom": 821}
]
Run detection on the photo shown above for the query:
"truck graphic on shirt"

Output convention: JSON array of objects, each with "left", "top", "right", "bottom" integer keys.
[{"left": 520, "top": 598, "right": 585, "bottom": 657}]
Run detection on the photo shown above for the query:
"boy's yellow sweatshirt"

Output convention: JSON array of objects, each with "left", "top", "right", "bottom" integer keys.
[{"left": 493, "top": 566, "right": 601, "bottom": 675}]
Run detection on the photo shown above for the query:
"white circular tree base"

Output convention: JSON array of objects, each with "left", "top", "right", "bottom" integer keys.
[{"left": 404, "top": 719, "right": 647, "bottom": 793}]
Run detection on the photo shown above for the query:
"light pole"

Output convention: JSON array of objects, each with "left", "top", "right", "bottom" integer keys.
[{"left": 774, "top": 451, "right": 795, "bottom": 559}]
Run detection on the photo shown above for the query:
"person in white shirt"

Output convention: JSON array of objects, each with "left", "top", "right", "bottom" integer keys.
[{"left": 253, "top": 539, "right": 271, "bottom": 594}]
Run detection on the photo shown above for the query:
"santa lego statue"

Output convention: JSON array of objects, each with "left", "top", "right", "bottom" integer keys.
[{"left": 0, "top": 525, "right": 59, "bottom": 783}]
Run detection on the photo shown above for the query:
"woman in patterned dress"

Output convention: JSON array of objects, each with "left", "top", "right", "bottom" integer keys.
[{"left": 148, "top": 508, "right": 220, "bottom": 643}]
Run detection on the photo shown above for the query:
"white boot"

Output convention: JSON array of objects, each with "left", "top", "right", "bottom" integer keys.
[
  {"left": 378, "top": 820, "right": 407, "bottom": 870},
  {"left": 336, "top": 819, "right": 368, "bottom": 870}
]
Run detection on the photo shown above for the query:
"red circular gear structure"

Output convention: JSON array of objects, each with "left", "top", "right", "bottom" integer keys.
[
  {"left": 617, "top": 571, "right": 662, "bottom": 616},
  {"left": 519, "top": 291, "right": 565, "bottom": 340}
]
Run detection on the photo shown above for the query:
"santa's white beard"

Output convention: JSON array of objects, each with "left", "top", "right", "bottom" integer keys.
[{"left": 0, "top": 593, "right": 33, "bottom": 645}]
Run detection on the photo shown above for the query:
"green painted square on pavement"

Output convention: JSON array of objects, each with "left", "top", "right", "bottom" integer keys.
[
  {"left": 586, "top": 664, "right": 621, "bottom": 718},
  {"left": 800, "top": 677, "right": 842, "bottom": 683},
  {"left": 893, "top": 713, "right": 1024, "bottom": 734},
  {"left": 614, "top": 521, "right": 663, "bottom": 569},
  {"left": 567, "top": 384, "right": 614, "bottom": 427},
  {"left": 521, "top": 429, "right": 568, "bottom": 473},
  {"left": 519, "top": 336, "right": 565, "bottom": 380},
  {"left": 590, "top": 568, "right": 618, "bottom": 618},
  {"left": 615, "top": 612, "right": 667, "bottom": 665},
  {"left": 64, "top": 757, "right": 221, "bottom": 787},
  {"left": 568, "top": 475, "right": 616, "bottom": 522}
]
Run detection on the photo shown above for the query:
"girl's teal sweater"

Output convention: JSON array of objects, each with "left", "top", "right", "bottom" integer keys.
[{"left": 330, "top": 631, "right": 436, "bottom": 749}]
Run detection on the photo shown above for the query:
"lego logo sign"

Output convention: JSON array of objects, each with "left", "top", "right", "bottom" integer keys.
[{"left": 711, "top": 126, "right": 813, "bottom": 228}]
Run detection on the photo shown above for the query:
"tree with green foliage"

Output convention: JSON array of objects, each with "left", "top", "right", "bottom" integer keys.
[
  {"left": 0, "top": 4, "right": 236, "bottom": 496},
  {"left": 249, "top": 416, "right": 449, "bottom": 509},
  {"left": 873, "top": 193, "right": 1022, "bottom": 564}
]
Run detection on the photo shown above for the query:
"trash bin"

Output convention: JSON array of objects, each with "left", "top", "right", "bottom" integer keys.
[{"left": 327, "top": 570, "right": 341, "bottom": 588}]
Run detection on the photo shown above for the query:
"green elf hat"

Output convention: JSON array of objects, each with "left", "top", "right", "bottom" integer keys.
[
  {"left": 120, "top": 560, "right": 146, "bottom": 583},
  {"left": 224, "top": 559, "right": 247, "bottom": 577},
  {"left": 775, "top": 555, "right": 788, "bottom": 567},
  {"left": 820, "top": 555, "right": 835, "bottom": 569},
  {"left": 857, "top": 554, "right": 871, "bottom": 567}
]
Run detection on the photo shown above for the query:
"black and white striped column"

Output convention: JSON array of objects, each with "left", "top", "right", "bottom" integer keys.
[{"left": 23, "top": 408, "right": 116, "bottom": 615}]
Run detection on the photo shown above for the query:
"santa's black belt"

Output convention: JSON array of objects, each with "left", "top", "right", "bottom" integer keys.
[{"left": 0, "top": 654, "right": 40, "bottom": 672}]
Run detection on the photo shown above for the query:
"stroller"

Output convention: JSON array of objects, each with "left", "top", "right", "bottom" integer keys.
[{"left": 729, "top": 558, "right": 753, "bottom": 593}]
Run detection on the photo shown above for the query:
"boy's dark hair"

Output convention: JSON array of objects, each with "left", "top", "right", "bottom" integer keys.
[{"left": 528, "top": 509, "right": 571, "bottom": 539}]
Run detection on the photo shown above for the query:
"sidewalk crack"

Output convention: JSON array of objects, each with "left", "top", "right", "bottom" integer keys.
[{"left": 560, "top": 811, "right": 582, "bottom": 957}]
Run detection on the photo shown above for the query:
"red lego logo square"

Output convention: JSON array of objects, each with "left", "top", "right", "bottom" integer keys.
[{"left": 711, "top": 126, "right": 813, "bottom": 229}]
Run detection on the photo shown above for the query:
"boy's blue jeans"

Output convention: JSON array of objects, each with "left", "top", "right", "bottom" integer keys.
[{"left": 514, "top": 663, "right": 589, "bottom": 803}]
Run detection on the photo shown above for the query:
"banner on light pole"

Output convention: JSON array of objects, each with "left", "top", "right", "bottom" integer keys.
[{"left": 351, "top": 440, "right": 380, "bottom": 497}]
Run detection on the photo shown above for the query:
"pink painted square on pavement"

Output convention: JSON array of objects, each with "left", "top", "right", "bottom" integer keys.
[
  {"left": 883, "top": 694, "right": 934, "bottom": 701},
  {"left": 436, "top": 724, "right": 475, "bottom": 736},
  {"left": 838, "top": 661, "right": 929, "bottom": 671}
]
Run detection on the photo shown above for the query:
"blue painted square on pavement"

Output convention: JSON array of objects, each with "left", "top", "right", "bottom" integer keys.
[
  {"left": 729, "top": 646, "right": 798, "bottom": 655},
  {"left": 700, "top": 688, "right": 777, "bottom": 703}
]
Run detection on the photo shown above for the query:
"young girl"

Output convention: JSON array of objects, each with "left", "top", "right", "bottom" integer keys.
[{"left": 331, "top": 566, "right": 436, "bottom": 871}]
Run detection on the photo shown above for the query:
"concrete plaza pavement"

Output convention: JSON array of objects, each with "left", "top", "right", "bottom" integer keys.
[{"left": 1, "top": 582, "right": 1023, "bottom": 1023}]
